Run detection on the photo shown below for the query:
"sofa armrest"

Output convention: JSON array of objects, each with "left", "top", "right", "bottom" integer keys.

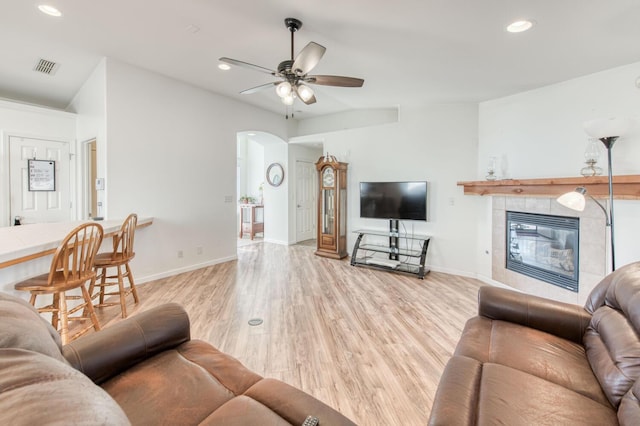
[
  {"left": 62, "top": 303, "right": 190, "bottom": 384},
  {"left": 478, "top": 286, "right": 591, "bottom": 343}
]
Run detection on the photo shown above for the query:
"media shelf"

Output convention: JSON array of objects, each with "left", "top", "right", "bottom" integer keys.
[{"left": 350, "top": 221, "right": 431, "bottom": 279}]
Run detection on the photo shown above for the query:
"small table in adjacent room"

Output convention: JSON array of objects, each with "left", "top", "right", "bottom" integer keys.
[{"left": 239, "top": 204, "right": 264, "bottom": 240}]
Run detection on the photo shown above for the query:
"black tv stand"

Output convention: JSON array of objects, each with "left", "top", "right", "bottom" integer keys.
[
  {"left": 388, "top": 219, "right": 400, "bottom": 261},
  {"left": 350, "top": 221, "right": 431, "bottom": 279}
]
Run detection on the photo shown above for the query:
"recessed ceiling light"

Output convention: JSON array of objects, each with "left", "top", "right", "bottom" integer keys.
[
  {"left": 218, "top": 63, "right": 231, "bottom": 71},
  {"left": 506, "top": 20, "right": 534, "bottom": 33},
  {"left": 38, "top": 5, "right": 62, "bottom": 17}
]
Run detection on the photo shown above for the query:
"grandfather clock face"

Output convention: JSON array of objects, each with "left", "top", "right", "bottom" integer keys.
[{"left": 322, "top": 167, "right": 335, "bottom": 187}]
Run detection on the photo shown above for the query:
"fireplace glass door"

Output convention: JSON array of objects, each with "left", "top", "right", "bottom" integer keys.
[{"left": 506, "top": 211, "right": 579, "bottom": 292}]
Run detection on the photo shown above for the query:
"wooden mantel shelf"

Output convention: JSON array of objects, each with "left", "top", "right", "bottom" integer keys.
[{"left": 457, "top": 175, "right": 640, "bottom": 199}]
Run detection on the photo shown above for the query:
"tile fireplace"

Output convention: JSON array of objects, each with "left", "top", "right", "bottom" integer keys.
[{"left": 492, "top": 196, "right": 606, "bottom": 305}]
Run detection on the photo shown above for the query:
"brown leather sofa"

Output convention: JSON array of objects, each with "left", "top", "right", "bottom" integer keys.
[
  {"left": 0, "top": 292, "right": 356, "bottom": 425},
  {"left": 429, "top": 261, "right": 640, "bottom": 425}
]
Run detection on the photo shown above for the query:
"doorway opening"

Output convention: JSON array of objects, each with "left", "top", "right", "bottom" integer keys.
[
  {"left": 237, "top": 132, "right": 265, "bottom": 247},
  {"left": 236, "top": 131, "right": 322, "bottom": 249}
]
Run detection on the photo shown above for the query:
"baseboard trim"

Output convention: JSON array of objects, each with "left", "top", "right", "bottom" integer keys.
[
  {"left": 425, "top": 265, "right": 513, "bottom": 290},
  {"left": 136, "top": 255, "right": 237, "bottom": 284},
  {"left": 263, "top": 238, "right": 289, "bottom": 245}
]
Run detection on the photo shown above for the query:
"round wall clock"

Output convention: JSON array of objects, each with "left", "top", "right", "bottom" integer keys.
[{"left": 266, "top": 163, "right": 284, "bottom": 187}]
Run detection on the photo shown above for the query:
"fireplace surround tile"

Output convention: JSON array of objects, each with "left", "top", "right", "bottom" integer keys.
[
  {"left": 579, "top": 217, "right": 607, "bottom": 276},
  {"left": 505, "top": 197, "right": 526, "bottom": 211},
  {"left": 524, "top": 197, "right": 551, "bottom": 214},
  {"left": 492, "top": 196, "right": 505, "bottom": 211}
]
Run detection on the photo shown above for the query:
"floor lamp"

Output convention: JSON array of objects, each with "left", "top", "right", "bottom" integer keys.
[{"left": 557, "top": 117, "right": 634, "bottom": 271}]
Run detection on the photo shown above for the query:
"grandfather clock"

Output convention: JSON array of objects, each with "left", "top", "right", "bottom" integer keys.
[{"left": 315, "top": 155, "right": 348, "bottom": 259}]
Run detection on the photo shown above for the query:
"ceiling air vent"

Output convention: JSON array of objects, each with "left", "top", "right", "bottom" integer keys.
[{"left": 33, "top": 58, "right": 59, "bottom": 75}]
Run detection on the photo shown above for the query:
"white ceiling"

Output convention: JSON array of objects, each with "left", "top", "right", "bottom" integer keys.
[{"left": 1, "top": 1, "right": 639, "bottom": 118}]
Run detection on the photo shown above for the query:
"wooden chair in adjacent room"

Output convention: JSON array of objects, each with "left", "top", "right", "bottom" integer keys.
[
  {"left": 14, "top": 222, "right": 104, "bottom": 345},
  {"left": 90, "top": 213, "right": 140, "bottom": 318}
]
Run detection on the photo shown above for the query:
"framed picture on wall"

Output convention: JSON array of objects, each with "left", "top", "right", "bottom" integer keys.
[{"left": 28, "top": 159, "right": 56, "bottom": 191}]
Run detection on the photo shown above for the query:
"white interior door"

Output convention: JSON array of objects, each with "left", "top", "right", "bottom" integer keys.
[
  {"left": 9, "top": 136, "right": 71, "bottom": 225},
  {"left": 295, "top": 160, "right": 316, "bottom": 242}
]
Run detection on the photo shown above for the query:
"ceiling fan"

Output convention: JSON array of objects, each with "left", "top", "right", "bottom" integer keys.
[{"left": 219, "top": 18, "right": 364, "bottom": 107}]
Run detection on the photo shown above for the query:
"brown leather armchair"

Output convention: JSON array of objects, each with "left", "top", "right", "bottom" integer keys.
[
  {"left": 0, "top": 292, "right": 355, "bottom": 425},
  {"left": 428, "top": 262, "right": 640, "bottom": 425}
]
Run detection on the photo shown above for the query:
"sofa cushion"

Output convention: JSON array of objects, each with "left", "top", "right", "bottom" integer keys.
[
  {"left": 429, "top": 356, "right": 617, "bottom": 426},
  {"left": 0, "top": 348, "right": 130, "bottom": 425},
  {"left": 0, "top": 292, "right": 65, "bottom": 363},
  {"left": 477, "top": 363, "right": 617, "bottom": 425},
  {"left": 103, "top": 339, "right": 357, "bottom": 426},
  {"left": 102, "top": 340, "right": 263, "bottom": 425},
  {"left": 200, "top": 396, "right": 291, "bottom": 425},
  {"left": 245, "top": 378, "right": 357, "bottom": 426},
  {"left": 455, "top": 316, "right": 610, "bottom": 406},
  {"left": 584, "top": 263, "right": 640, "bottom": 408}
]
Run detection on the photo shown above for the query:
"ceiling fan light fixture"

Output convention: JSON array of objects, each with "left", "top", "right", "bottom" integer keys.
[
  {"left": 281, "top": 93, "right": 295, "bottom": 105},
  {"left": 297, "top": 84, "right": 315, "bottom": 102},
  {"left": 222, "top": 17, "right": 363, "bottom": 110},
  {"left": 218, "top": 63, "right": 231, "bottom": 71},
  {"left": 276, "top": 81, "right": 292, "bottom": 98}
]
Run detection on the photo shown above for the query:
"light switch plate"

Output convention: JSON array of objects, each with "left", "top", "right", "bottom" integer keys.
[{"left": 95, "top": 178, "right": 105, "bottom": 190}]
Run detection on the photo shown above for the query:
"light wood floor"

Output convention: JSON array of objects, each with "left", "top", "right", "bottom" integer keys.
[{"left": 92, "top": 242, "right": 485, "bottom": 425}]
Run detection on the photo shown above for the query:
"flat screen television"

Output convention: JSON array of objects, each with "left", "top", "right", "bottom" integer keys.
[{"left": 360, "top": 181, "right": 428, "bottom": 221}]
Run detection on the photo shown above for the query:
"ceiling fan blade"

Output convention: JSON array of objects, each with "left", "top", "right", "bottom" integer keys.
[
  {"left": 305, "top": 75, "right": 364, "bottom": 87},
  {"left": 219, "top": 57, "right": 276, "bottom": 75},
  {"left": 240, "top": 82, "right": 278, "bottom": 95},
  {"left": 292, "top": 42, "right": 326, "bottom": 75}
]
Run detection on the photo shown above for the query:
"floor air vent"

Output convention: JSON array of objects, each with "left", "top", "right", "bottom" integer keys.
[{"left": 34, "top": 58, "right": 58, "bottom": 75}]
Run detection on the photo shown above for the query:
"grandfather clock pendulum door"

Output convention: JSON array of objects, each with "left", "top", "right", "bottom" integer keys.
[{"left": 315, "top": 155, "right": 348, "bottom": 259}]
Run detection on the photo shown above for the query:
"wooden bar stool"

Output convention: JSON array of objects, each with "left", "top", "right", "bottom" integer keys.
[
  {"left": 90, "top": 213, "right": 140, "bottom": 318},
  {"left": 14, "top": 222, "right": 104, "bottom": 345}
]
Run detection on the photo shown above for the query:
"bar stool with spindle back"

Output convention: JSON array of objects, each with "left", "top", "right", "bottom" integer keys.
[
  {"left": 14, "top": 222, "right": 104, "bottom": 345},
  {"left": 90, "top": 213, "right": 140, "bottom": 318}
]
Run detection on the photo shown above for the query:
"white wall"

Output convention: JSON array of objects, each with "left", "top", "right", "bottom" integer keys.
[
  {"left": 236, "top": 134, "right": 266, "bottom": 203},
  {"left": 262, "top": 137, "right": 289, "bottom": 245},
  {"left": 294, "top": 104, "right": 481, "bottom": 276},
  {"left": 67, "top": 59, "right": 107, "bottom": 219},
  {"left": 478, "top": 61, "right": 640, "bottom": 279},
  {"left": 102, "top": 58, "right": 287, "bottom": 282},
  {"left": 295, "top": 108, "right": 399, "bottom": 137},
  {"left": 246, "top": 139, "right": 264, "bottom": 201}
]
